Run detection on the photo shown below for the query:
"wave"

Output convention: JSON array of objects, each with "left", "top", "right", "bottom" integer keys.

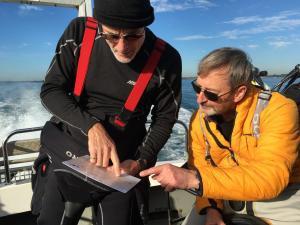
[
  {"left": 0, "top": 82, "right": 50, "bottom": 143},
  {"left": 0, "top": 81, "right": 192, "bottom": 162},
  {"left": 156, "top": 107, "right": 193, "bottom": 161}
]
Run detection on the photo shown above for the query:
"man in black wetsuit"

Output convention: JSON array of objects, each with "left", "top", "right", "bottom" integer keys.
[{"left": 36, "top": 0, "right": 182, "bottom": 224}]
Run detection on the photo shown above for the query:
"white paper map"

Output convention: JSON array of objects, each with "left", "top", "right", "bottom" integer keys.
[{"left": 63, "top": 155, "right": 140, "bottom": 193}]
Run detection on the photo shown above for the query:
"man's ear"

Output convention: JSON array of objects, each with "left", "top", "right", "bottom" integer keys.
[{"left": 233, "top": 85, "right": 247, "bottom": 103}]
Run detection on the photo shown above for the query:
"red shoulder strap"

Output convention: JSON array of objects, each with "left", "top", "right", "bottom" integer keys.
[
  {"left": 73, "top": 17, "right": 98, "bottom": 96},
  {"left": 125, "top": 39, "right": 166, "bottom": 111},
  {"left": 114, "top": 38, "right": 166, "bottom": 128}
]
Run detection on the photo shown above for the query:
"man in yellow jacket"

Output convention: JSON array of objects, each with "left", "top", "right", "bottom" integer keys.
[{"left": 140, "top": 47, "right": 300, "bottom": 225}]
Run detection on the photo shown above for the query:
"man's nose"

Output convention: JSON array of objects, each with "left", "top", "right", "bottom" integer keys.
[
  {"left": 196, "top": 91, "right": 207, "bottom": 104},
  {"left": 115, "top": 37, "right": 128, "bottom": 49}
]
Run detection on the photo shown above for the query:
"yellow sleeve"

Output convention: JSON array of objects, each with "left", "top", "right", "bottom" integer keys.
[{"left": 188, "top": 111, "right": 224, "bottom": 212}]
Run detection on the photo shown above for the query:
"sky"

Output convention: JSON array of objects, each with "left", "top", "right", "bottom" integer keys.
[{"left": 0, "top": 0, "right": 300, "bottom": 81}]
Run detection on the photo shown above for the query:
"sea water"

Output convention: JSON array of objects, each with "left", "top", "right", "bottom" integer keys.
[{"left": 0, "top": 77, "right": 283, "bottom": 161}]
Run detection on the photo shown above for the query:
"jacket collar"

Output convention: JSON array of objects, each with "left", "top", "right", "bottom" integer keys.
[{"left": 201, "top": 86, "right": 261, "bottom": 148}]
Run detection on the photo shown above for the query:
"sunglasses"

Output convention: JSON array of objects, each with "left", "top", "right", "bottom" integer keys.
[
  {"left": 191, "top": 79, "right": 233, "bottom": 102},
  {"left": 100, "top": 31, "right": 144, "bottom": 44}
]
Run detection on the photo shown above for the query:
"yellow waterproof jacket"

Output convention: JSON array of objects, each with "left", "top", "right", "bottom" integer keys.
[{"left": 188, "top": 87, "right": 300, "bottom": 213}]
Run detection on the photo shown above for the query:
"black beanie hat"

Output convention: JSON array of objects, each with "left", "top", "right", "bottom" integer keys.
[{"left": 94, "top": 0, "right": 154, "bottom": 28}]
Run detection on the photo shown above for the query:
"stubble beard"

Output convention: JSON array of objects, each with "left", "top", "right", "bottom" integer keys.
[
  {"left": 199, "top": 104, "right": 218, "bottom": 117},
  {"left": 110, "top": 47, "right": 135, "bottom": 63}
]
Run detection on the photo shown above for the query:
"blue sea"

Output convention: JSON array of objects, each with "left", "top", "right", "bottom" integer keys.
[{"left": 0, "top": 77, "right": 283, "bottom": 161}]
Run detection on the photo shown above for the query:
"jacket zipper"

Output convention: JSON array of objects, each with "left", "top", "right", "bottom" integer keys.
[{"left": 204, "top": 119, "right": 239, "bottom": 166}]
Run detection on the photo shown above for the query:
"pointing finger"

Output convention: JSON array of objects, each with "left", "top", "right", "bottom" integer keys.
[
  {"left": 139, "top": 166, "right": 161, "bottom": 177},
  {"left": 90, "top": 153, "right": 97, "bottom": 164},
  {"left": 96, "top": 148, "right": 103, "bottom": 167},
  {"left": 88, "top": 143, "right": 97, "bottom": 164},
  {"left": 110, "top": 147, "right": 120, "bottom": 177},
  {"left": 102, "top": 146, "right": 109, "bottom": 167}
]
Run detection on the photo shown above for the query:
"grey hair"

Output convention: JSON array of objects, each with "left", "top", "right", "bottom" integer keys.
[{"left": 197, "top": 47, "right": 253, "bottom": 88}]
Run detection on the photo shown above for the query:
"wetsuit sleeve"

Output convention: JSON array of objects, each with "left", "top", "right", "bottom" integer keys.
[
  {"left": 136, "top": 48, "right": 182, "bottom": 168},
  {"left": 40, "top": 18, "right": 104, "bottom": 135}
]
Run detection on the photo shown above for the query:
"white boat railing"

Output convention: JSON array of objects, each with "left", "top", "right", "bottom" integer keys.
[{"left": 1, "top": 127, "right": 43, "bottom": 184}]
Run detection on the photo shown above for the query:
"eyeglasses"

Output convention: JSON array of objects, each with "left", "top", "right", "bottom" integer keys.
[
  {"left": 100, "top": 31, "right": 145, "bottom": 44},
  {"left": 191, "top": 79, "right": 233, "bottom": 102}
]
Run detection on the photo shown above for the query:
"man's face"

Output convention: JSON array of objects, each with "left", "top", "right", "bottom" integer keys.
[
  {"left": 101, "top": 24, "right": 145, "bottom": 63},
  {"left": 194, "top": 67, "right": 237, "bottom": 119}
]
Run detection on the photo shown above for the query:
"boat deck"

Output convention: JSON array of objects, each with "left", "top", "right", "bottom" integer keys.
[{"left": 0, "top": 136, "right": 194, "bottom": 225}]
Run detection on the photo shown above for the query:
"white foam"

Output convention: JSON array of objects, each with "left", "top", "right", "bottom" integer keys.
[
  {"left": 0, "top": 82, "right": 50, "bottom": 144},
  {"left": 0, "top": 82, "right": 193, "bottom": 162},
  {"left": 156, "top": 107, "right": 193, "bottom": 162}
]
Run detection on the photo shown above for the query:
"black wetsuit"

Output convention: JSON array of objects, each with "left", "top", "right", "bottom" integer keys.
[{"left": 37, "top": 17, "right": 182, "bottom": 225}]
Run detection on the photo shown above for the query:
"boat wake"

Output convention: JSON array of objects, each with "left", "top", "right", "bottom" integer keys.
[{"left": 0, "top": 81, "right": 193, "bottom": 162}]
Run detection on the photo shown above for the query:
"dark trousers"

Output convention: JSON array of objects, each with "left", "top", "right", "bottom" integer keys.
[{"left": 37, "top": 171, "right": 144, "bottom": 225}]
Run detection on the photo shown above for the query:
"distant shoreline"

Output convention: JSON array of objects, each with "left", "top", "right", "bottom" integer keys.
[
  {"left": 0, "top": 74, "right": 284, "bottom": 82},
  {"left": 183, "top": 74, "right": 284, "bottom": 80},
  {"left": 0, "top": 80, "right": 43, "bottom": 82}
]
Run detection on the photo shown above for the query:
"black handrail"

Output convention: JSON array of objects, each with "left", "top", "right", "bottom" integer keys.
[
  {"left": 146, "top": 119, "right": 189, "bottom": 155},
  {"left": 272, "top": 64, "right": 300, "bottom": 92},
  {"left": 1, "top": 126, "right": 43, "bottom": 184},
  {"left": 174, "top": 119, "right": 189, "bottom": 152}
]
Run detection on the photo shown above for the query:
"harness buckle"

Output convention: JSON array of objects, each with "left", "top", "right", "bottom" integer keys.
[{"left": 110, "top": 107, "right": 133, "bottom": 129}]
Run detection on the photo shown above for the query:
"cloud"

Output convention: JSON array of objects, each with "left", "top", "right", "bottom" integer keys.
[
  {"left": 265, "top": 36, "right": 295, "bottom": 48},
  {"left": 221, "top": 29, "right": 243, "bottom": 39},
  {"left": 247, "top": 44, "right": 259, "bottom": 48},
  {"left": 19, "top": 5, "right": 42, "bottom": 11},
  {"left": 173, "top": 9, "right": 300, "bottom": 42},
  {"left": 175, "top": 34, "right": 215, "bottom": 41},
  {"left": 44, "top": 42, "right": 52, "bottom": 46},
  {"left": 279, "top": 10, "right": 300, "bottom": 17},
  {"left": 221, "top": 10, "right": 300, "bottom": 39},
  {"left": 224, "top": 16, "right": 263, "bottom": 25},
  {"left": 151, "top": 0, "right": 216, "bottom": 13},
  {"left": 18, "top": 5, "right": 42, "bottom": 15},
  {"left": 19, "top": 43, "right": 30, "bottom": 48},
  {"left": 169, "top": 10, "right": 300, "bottom": 41},
  {"left": 269, "top": 41, "right": 291, "bottom": 48}
]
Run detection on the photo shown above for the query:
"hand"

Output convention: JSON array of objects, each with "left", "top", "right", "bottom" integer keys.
[
  {"left": 139, "top": 164, "right": 199, "bottom": 192},
  {"left": 204, "top": 208, "right": 226, "bottom": 225},
  {"left": 107, "top": 159, "right": 140, "bottom": 176},
  {"left": 88, "top": 123, "right": 120, "bottom": 176}
]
